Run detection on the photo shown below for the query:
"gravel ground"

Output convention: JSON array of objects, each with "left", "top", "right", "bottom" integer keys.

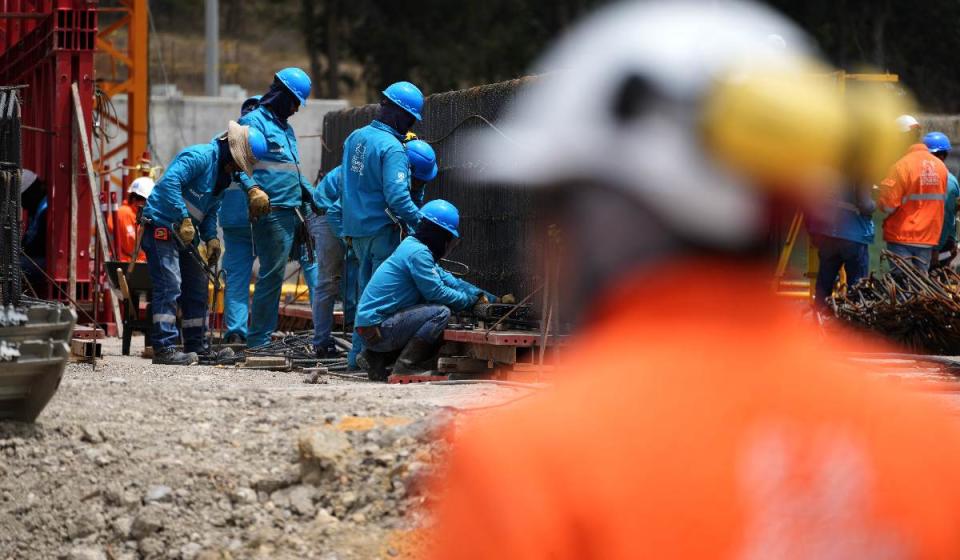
[{"left": 0, "top": 337, "right": 526, "bottom": 560}]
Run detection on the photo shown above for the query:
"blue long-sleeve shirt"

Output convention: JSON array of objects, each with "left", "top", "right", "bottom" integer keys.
[
  {"left": 143, "top": 140, "right": 224, "bottom": 242},
  {"left": 340, "top": 120, "right": 422, "bottom": 237},
  {"left": 355, "top": 236, "right": 484, "bottom": 327},
  {"left": 236, "top": 106, "right": 311, "bottom": 209}
]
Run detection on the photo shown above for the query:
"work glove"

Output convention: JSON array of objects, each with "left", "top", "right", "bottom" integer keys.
[
  {"left": 205, "top": 238, "right": 222, "bottom": 265},
  {"left": 177, "top": 218, "right": 196, "bottom": 244},
  {"left": 404, "top": 131, "right": 418, "bottom": 142},
  {"left": 500, "top": 293, "right": 516, "bottom": 305},
  {"left": 247, "top": 186, "right": 271, "bottom": 219}
]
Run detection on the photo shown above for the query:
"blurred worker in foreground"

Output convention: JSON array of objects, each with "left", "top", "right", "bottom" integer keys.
[
  {"left": 355, "top": 200, "right": 493, "bottom": 381},
  {"left": 805, "top": 179, "right": 874, "bottom": 309},
  {"left": 109, "top": 176, "right": 154, "bottom": 263},
  {"left": 237, "top": 67, "right": 314, "bottom": 349},
  {"left": 879, "top": 115, "right": 948, "bottom": 273},
  {"left": 923, "top": 131, "right": 960, "bottom": 269},
  {"left": 433, "top": 2, "right": 960, "bottom": 558},
  {"left": 143, "top": 122, "right": 267, "bottom": 366},
  {"left": 220, "top": 95, "right": 261, "bottom": 344},
  {"left": 339, "top": 81, "right": 426, "bottom": 369}
]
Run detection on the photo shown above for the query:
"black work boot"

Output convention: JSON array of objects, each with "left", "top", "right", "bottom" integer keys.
[
  {"left": 362, "top": 349, "right": 395, "bottom": 382},
  {"left": 194, "top": 346, "right": 237, "bottom": 365},
  {"left": 153, "top": 347, "right": 199, "bottom": 366},
  {"left": 315, "top": 341, "right": 343, "bottom": 360},
  {"left": 225, "top": 333, "right": 246, "bottom": 345},
  {"left": 391, "top": 338, "right": 439, "bottom": 376}
]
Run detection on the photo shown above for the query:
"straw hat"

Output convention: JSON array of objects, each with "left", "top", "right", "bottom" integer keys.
[{"left": 226, "top": 120, "right": 257, "bottom": 177}]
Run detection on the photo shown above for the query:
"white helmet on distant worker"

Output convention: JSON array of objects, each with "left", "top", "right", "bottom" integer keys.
[
  {"left": 472, "top": 0, "right": 909, "bottom": 249},
  {"left": 896, "top": 114, "right": 921, "bottom": 133},
  {"left": 129, "top": 176, "right": 155, "bottom": 200}
]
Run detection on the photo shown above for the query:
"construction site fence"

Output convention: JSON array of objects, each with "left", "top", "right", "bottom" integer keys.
[
  {"left": 0, "top": 87, "right": 21, "bottom": 307},
  {"left": 320, "top": 77, "right": 545, "bottom": 299}
]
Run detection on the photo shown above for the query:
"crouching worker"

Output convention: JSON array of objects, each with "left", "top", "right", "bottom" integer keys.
[
  {"left": 143, "top": 121, "right": 268, "bottom": 365},
  {"left": 355, "top": 200, "right": 493, "bottom": 381}
]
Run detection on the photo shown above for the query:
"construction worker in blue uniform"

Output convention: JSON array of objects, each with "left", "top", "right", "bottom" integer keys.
[
  {"left": 925, "top": 131, "right": 960, "bottom": 269},
  {"left": 323, "top": 139, "right": 438, "bottom": 364},
  {"left": 339, "top": 84, "right": 429, "bottom": 367},
  {"left": 220, "top": 95, "right": 261, "bottom": 344},
  {"left": 355, "top": 200, "right": 496, "bottom": 381},
  {"left": 235, "top": 67, "right": 314, "bottom": 349},
  {"left": 806, "top": 181, "right": 875, "bottom": 309},
  {"left": 142, "top": 121, "right": 268, "bottom": 365}
]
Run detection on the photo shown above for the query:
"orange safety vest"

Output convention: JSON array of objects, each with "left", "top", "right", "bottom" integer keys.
[
  {"left": 108, "top": 202, "right": 145, "bottom": 262},
  {"left": 879, "top": 144, "right": 948, "bottom": 246},
  {"left": 432, "top": 261, "right": 960, "bottom": 559}
]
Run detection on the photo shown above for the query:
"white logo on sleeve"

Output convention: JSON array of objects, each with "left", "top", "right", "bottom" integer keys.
[{"left": 397, "top": 171, "right": 407, "bottom": 181}]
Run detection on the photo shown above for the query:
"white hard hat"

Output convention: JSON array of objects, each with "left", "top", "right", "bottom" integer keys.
[
  {"left": 20, "top": 169, "right": 36, "bottom": 194},
  {"left": 470, "top": 0, "right": 882, "bottom": 249},
  {"left": 896, "top": 114, "right": 920, "bottom": 133},
  {"left": 129, "top": 176, "right": 155, "bottom": 199}
]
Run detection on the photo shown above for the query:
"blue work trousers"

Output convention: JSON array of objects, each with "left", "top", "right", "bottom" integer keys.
[
  {"left": 342, "top": 242, "right": 359, "bottom": 326},
  {"left": 142, "top": 224, "right": 209, "bottom": 352},
  {"left": 221, "top": 226, "right": 254, "bottom": 340},
  {"left": 363, "top": 304, "right": 451, "bottom": 353},
  {"left": 247, "top": 208, "right": 298, "bottom": 348},
  {"left": 347, "top": 226, "right": 401, "bottom": 366},
  {"left": 307, "top": 213, "right": 344, "bottom": 348},
  {"left": 887, "top": 242, "right": 933, "bottom": 275},
  {"left": 813, "top": 236, "right": 869, "bottom": 308}
]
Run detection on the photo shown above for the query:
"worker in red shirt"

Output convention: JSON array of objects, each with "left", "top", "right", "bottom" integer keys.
[
  {"left": 109, "top": 176, "right": 153, "bottom": 262},
  {"left": 431, "top": 2, "right": 960, "bottom": 559},
  {"left": 878, "top": 115, "right": 949, "bottom": 272}
]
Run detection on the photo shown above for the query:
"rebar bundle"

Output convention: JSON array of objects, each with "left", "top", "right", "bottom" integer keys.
[
  {"left": 0, "top": 87, "right": 21, "bottom": 307},
  {"left": 831, "top": 250, "right": 960, "bottom": 354}
]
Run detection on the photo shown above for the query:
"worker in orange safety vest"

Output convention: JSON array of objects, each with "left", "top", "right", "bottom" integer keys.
[
  {"left": 878, "top": 115, "right": 949, "bottom": 272},
  {"left": 430, "top": 2, "right": 960, "bottom": 559},
  {"left": 109, "top": 176, "right": 154, "bottom": 263}
]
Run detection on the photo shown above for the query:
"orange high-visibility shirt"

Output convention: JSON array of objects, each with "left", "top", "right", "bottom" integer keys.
[
  {"left": 878, "top": 144, "right": 948, "bottom": 246},
  {"left": 110, "top": 202, "right": 144, "bottom": 262},
  {"left": 433, "top": 262, "right": 960, "bottom": 560}
]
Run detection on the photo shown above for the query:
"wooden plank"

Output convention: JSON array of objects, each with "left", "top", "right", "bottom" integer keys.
[
  {"left": 70, "top": 338, "right": 102, "bottom": 358},
  {"left": 72, "top": 325, "right": 106, "bottom": 339},
  {"left": 71, "top": 83, "right": 123, "bottom": 337},
  {"left": 437, "top": 357, "right": 491, "bottom": 373},
  {"left": 68, "top": 112, "right": 78, "bottom": 310}
]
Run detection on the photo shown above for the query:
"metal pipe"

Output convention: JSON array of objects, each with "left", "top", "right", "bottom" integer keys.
[{"left": 204, "top": 0, "right": 219, "bottom": 97}]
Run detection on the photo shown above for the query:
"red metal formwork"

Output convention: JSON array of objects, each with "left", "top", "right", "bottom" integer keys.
[{"left": 0, "top": 0, "right": 97, "bottom": 302}]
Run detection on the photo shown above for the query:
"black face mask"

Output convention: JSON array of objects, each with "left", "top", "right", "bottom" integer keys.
[
  {"left": 260, "top": 78, "right": 299, "bottom": 123},
  {"left": 214, "top": 137, "right": 234, "bottom": 194},
  {"left": 413, "top": 220, "right": 454, "bottom": 261},
  {"left": 377, "top": 100, "right": 416, "bottom": 136}
]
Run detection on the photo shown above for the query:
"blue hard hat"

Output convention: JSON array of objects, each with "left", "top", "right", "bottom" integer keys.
[
  {"left": 241, "top": 95, "right": 261, "bottom": 117},
  {"left": 248, "top": 127, "right": 268, "bottom": 161},
  {"left": 275, "top": 67, "right": 312, "bottom": 105},
  {"left": 924, "top": 131, "right": 952, "bottom": 154},
  {"left": 421, "top": 199, "right": 459, "bottom": 238},
  {"left": 383, "top": 81, "right": 424, "bottom": 121},
  {"left": 406, "top": 139, "right": 438, "bottom": 181}
]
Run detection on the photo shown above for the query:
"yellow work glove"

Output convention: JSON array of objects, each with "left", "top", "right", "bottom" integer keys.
[
  {"left": 404, "top": 131, "right": 418, "bottom": 142},
  {"left": 205, "top": 238, "right": 222, "bottom": 265},
  {"left": 247, "top": 186, "right": 271, "bottom": 219},
  {"left": 500, "top": 294, "right": 516, "bottom": 305},
  {"left": 177, "top": 219, "right": 196, "bottom": 244}
]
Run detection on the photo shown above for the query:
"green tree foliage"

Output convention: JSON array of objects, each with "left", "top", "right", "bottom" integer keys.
[{"left": 767, "top": 0, "right": 960, "bottom": 111}]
